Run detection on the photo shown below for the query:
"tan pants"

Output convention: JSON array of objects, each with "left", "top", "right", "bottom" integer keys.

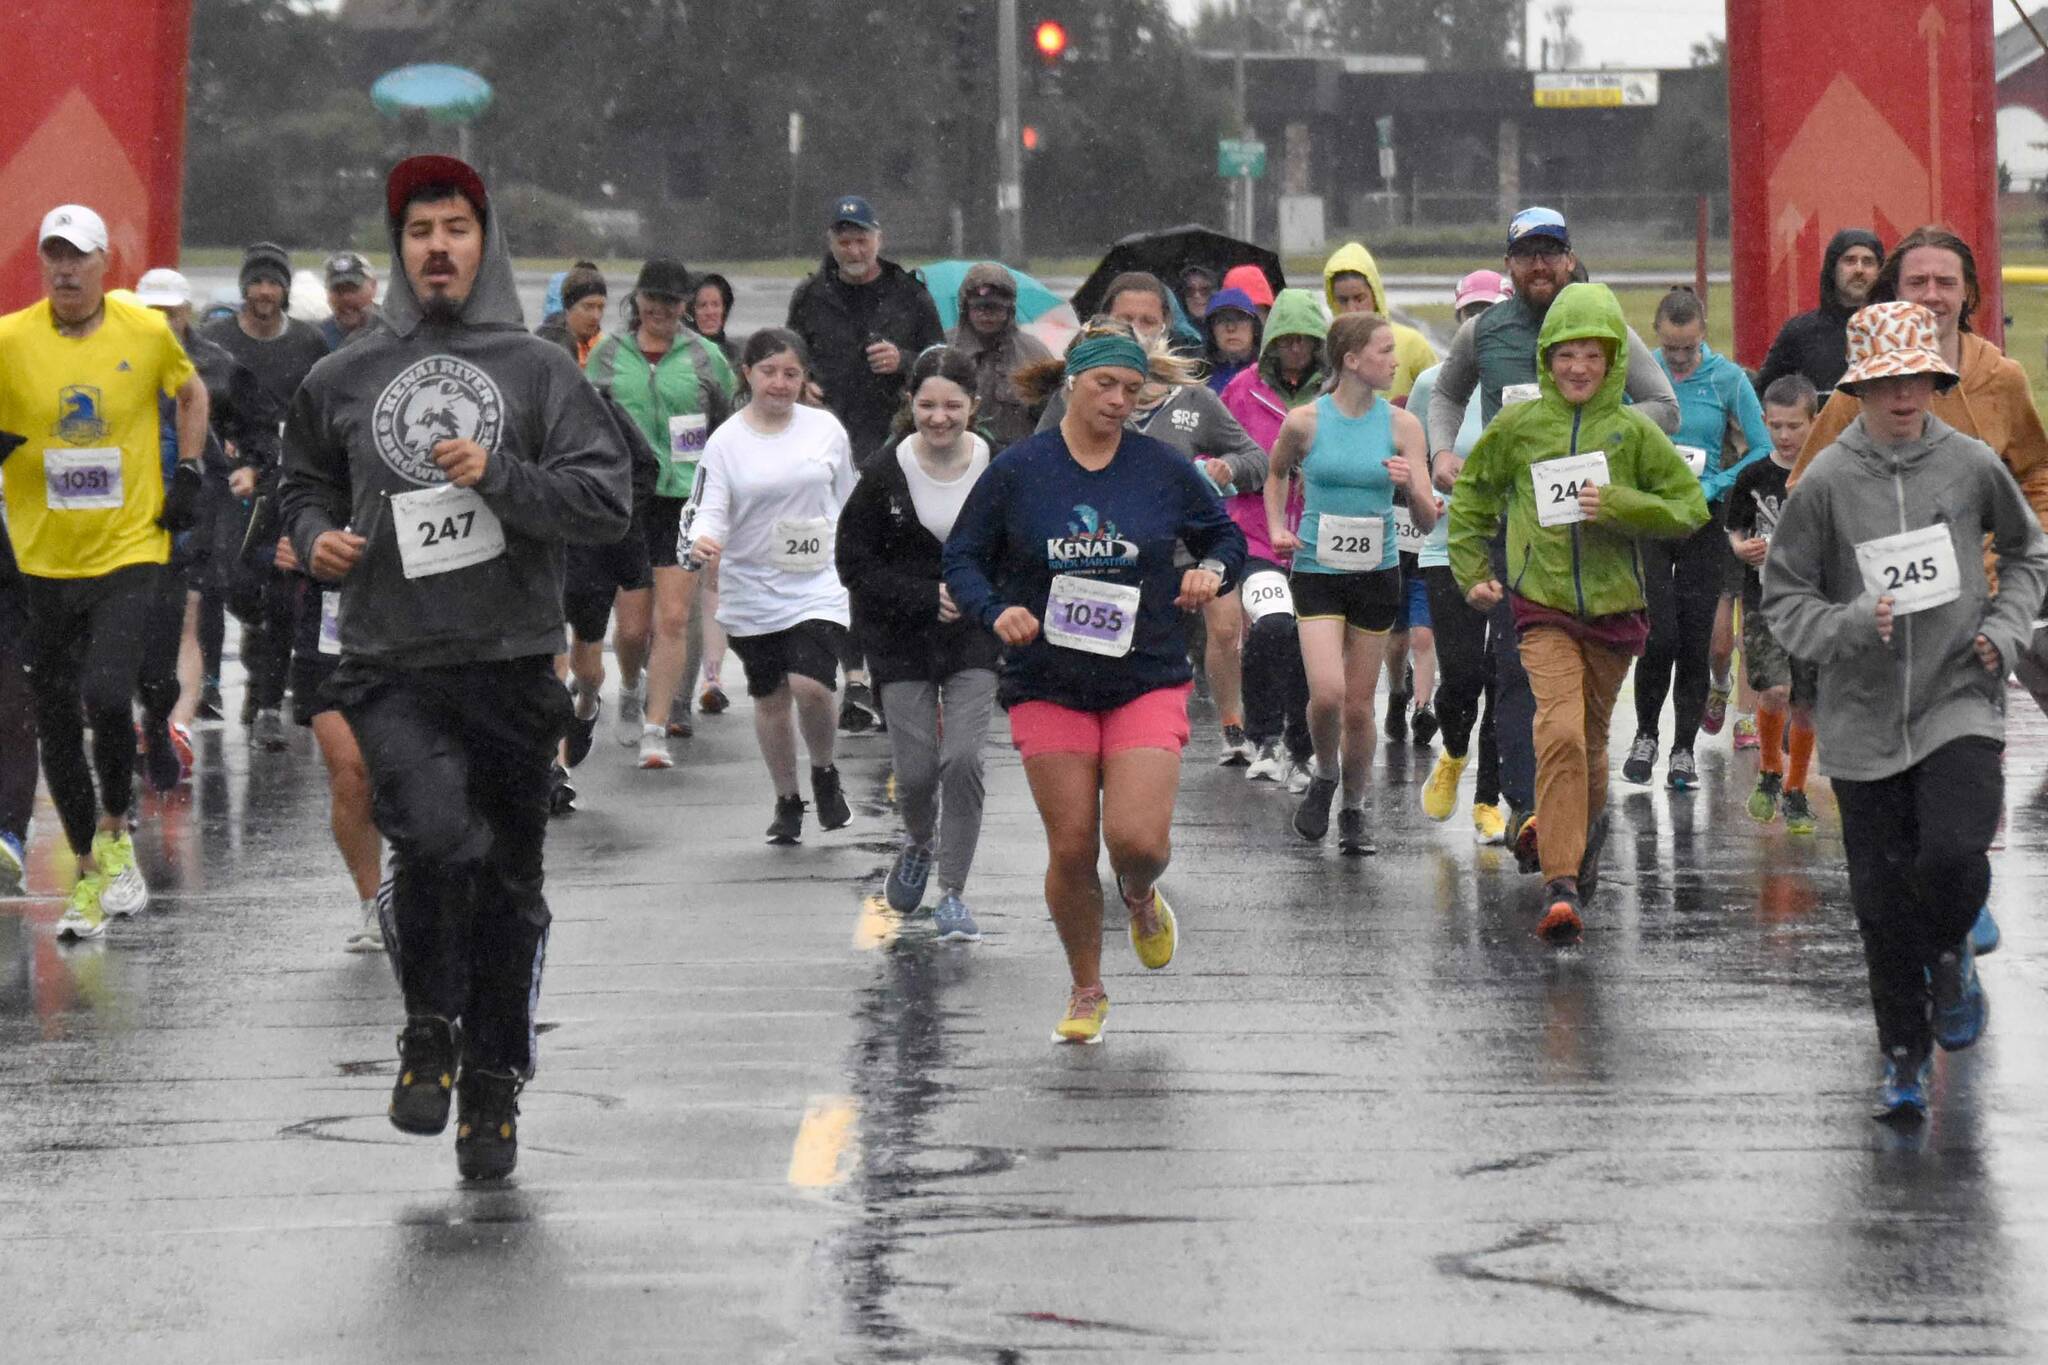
[{"left": 1519, "top": 625, "right": 1634, "bottom": 882}]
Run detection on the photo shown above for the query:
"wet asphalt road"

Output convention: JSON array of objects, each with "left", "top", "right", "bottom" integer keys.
[{"left": 4, "top": 660, "right": 2048, "bottom": 1362}]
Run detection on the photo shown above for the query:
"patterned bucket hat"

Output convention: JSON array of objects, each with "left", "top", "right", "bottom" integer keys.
[{"left": 1837, "top": 301, "right": 1959, "bottom": 395}]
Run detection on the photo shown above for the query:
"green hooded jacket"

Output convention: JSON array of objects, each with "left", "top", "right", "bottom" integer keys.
[
  {"left": 1256, "top": 288, "right": 1330, "bottom": 405},
  {"left": 1448, "top": 283, "right": 1708, "bottom": 618},
  {"left": 585, "top": 329, "right": 738, "bottom": 499}
]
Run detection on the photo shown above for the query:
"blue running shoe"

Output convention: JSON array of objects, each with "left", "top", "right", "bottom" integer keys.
[
  {"left": 884, "top": 840, "right": 932, "bottom": 913},
  {"left": 932, "top": 893, "right": 981, "bottom": 944},
  {"left": 1873, "top": 1047, "right": 1933, "bottom": 1122},
  {"left": 1931, "top": 938, "right": 1989, "bottom": 1052},
  {"left": 1970, "top": 905, "right": 2000, "bottom": 956}
]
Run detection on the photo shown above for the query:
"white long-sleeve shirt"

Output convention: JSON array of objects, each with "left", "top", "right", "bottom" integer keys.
[{"left": 686, "top": 403, "right": 855, "bottom": 635}]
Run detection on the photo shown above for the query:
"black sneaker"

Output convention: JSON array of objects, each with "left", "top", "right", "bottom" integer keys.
[
  {"left": 564, "top": 695, "right": 600, "bottom": 768},
  {"left": 767, "top": 794, "right": 806, "bottom": 844},
  {"left": 1293, "top": 775, "right": 1338, "bottom": 842},
  {"left": 197, "top": 682, "right": 224, "bottom": 722},
  {"left": 1337, "top": 808, "right": 1375, "bottom": 856},
  {"left": 140, "top": 715, "right": 181, "bottom": 793},
  {"left": 454, "top": 1066, "right": 522, "bottom": 1181},
  {"left": 1509, "top": 804, "right": 1541, "bottom": 875},
  {"left": 839, "top": 681, "right": 879, "bottom": 733},
  {"left": 1410, "top": 703, "right": 1438, "bottom": 748},
  {"left": 390, "top": 1015, "right": 459, "bottom": 1135},
  {"left": 1384, "top": 690, "right": 1410, "bottom": 742},
  {"left": 812, "top": 764, "right": 851, "bottom": 830},
  {"left": 666, "top": 711, "right": 694, "bottom": 739},
  {"left": 1621, "top": 732, "right": 1657, "bottom": 785},
  {"left": 548, "top": 763, "right": 578, "bottom": 818}
]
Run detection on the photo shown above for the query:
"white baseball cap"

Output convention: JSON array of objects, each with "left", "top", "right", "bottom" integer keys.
[
  {"left": 38, "top": 204, "right": 108, "bottom": 254},
  {"left": 135, "top": 268, "right": 191, "bottom": 307}
]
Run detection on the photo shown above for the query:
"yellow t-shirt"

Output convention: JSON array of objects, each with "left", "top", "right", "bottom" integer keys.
[{"left": 0, "top": 294, "right": 197, "bottom": 579}]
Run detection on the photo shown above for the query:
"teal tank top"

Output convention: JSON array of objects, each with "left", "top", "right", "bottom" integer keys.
[{"left": 1293, "top": 394, "right": 1397, "bottom": 575}]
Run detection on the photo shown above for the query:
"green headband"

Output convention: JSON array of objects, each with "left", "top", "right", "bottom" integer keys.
[{"left": 1067, "top": 333, "right": 1150, "bottom": 379}]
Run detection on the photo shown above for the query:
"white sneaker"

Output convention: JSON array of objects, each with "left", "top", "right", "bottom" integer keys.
[
  {"left": 638, "top": 723, "right": 673, "bottom": 769},
  {"left": 615, "top": 680, "right": 645, "bottom": 746},
  {"left": 1286, "top": 757, "right": 1317, "bottom": 795},
  {"left": 1245, "top": 739, "right": 1283, "bottom": 782},
  {"left": 344, "top": 897, "right": 385, "bottom": 953}
]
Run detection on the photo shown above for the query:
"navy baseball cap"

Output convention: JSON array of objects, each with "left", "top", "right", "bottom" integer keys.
[
  {"left": 1507, "top": 206, "right": 1570, "bottom": 253},
  {"left": 829, "top": 195, "right": 880, "bottom": 231}
]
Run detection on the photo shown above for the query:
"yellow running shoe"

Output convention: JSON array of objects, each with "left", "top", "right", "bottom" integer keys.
[
  {"left": 1121, "top": 877, "right": 1177, "bottom": 969},
  {"left": 56, "top": 870, "right": 108, "bottom": 940},
  {"left": 92, "top": 829, "right": 148, "bottom": 918},
  {"left": 1053, "top": 986, "right": 1110, "bottom": 1044},
  {"left": 1421, "top": 751, "right": 1469, "bottom": 821},
  {"left": 1472, "top": 802, "right": 1508, "bottom": 846}
]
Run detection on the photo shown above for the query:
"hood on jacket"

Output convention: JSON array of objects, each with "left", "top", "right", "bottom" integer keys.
[
  {"left": 379, "top": 174, "right": 525, "bottom": 338},
  {"left": 1536, "top": 282, "right": 1630, "bottom": 415},
  {"left": 957, "top": 260, "right": 1020, "bottom": 317},
  {"left": 1203, "top": 286, "right": 1264, "bottom": 360},
  {"left": 1323, "top": 241, "right": 1387, "bottom": 315},
  {"left": 1819, "top": 228, "right": 1884, "bottom": 317},
  {"left": 1257, "top": 288, "right": 1330, "bottom": 396}
]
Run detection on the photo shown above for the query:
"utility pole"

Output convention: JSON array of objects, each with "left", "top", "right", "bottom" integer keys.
[
  {"left": 996, "top": 0, "right": 1024, "bottom": 263},
  {"left": 1235, "top": 0, "right": 1251, "bottom": 239}
]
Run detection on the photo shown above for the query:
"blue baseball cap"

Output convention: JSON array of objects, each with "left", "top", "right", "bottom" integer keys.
[
  {"left": 829, "top": 195, "right": 879, "bottom": 230},
  {"left": 1507, "top": 206, "right": 1570, "bottom": 252}
]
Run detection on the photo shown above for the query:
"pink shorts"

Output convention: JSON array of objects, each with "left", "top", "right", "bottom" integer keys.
[{"left": 1008, "top": 683, "right": 1194, "bottom": 762}]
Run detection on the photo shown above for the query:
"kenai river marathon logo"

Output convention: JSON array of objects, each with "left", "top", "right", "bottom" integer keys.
[
  {"left": 370, "top": 355, "right": 505, "bottom": 484},
  {"left": 1045, "top": 504, "right": 1138, "bottom": 570}
]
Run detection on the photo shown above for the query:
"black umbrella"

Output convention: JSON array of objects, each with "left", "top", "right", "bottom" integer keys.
[{"left": 1070, "top": 225, "right": 1286, "bottom": 322}]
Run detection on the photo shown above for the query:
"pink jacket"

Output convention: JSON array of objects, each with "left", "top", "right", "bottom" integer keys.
[{"left": 1219, "top": 366, "right": 1303, "bottom": 566}]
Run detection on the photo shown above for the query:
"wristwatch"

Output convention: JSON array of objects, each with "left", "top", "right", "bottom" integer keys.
[{"left": 1196, "top": 557, "right": 1227, "bottom": 578}]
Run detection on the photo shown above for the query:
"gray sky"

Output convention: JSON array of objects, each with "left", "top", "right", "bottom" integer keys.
[{"left": 1168, "top": 0, "right": 1725, "bottom": 71}]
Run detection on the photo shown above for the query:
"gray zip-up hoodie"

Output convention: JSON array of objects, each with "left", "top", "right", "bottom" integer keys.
[
  {"left": 281, "top": 199, "right": 632, "bottom": 668},
  {"left": 1761, "top": 412, "right": 2048, "bottom": 781},
  {"left": 1035, "top": 383, "right": 1267, "bottom": 493}
]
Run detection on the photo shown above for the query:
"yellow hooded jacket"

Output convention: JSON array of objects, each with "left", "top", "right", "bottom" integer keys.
[{"left": 1323, "top": 241, "right": 1438, "bottom": 402}]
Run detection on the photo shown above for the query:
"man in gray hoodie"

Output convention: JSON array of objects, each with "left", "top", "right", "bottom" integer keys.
[
  {"left": 281, "top": 156, "right": 632, "bottom": 1180},
  {"left": 1762, "top": 300, "right": 2048, "bottom": 1123}
]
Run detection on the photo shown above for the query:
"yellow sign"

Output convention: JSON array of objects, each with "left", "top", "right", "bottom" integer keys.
[{"left": 1533, "top": 72, "right": 1659, "bottom": 110}]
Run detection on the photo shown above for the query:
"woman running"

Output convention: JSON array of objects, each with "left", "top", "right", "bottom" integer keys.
[
  {"left": 836, "top": 346, "right": 1000, "bottom": 942},
  {"left": 945, "top": 320, "right": 1245, "bottom": 1044},
  {"left": 1265, "top": 312, "right": 1438, "bottom": 854},
  {"left": 684, "top": 328, "right": 856, "bottom": 843}
]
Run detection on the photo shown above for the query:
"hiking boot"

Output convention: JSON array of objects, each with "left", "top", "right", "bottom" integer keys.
[
  {"left": 390, "top": 1015, "right": 459, "bottom": 1135},
  {"left": 455, "top": 1066, "right": 522, "bottom": 1181}
]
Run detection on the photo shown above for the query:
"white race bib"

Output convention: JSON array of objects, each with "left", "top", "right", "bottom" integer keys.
[
  {"left": 1501, "top": 383, "right": 1541, "bottom": 408},
  {"left": 1241, "top": 569, "right": 1296, "bottom": 623},
  {"left": 1676, "top": 444, "right": 1709, "bottom": 478},
  {"left": 44, "top": 448, "right": 123, "bottom": 510},
  {"left": 1856, "top": 523, "right": 1961, "bottom": 616},
  {"left": 1315, "top": 513, "right": 1385, "bottom": 570},
  {"left": 391, "top": 483, "right": 506, "bottom": 579},
  {"left": 1393, "top": 504, "right": 1426, "bottom": 555},
  {"left": 668, "top": 413, "right": 708, "bottom": 467},
  {"left": 1044, "top": 574, "right": 1141, "bottom": 657},
  {"left": 318, "top": 590, "right": 343, "bottom": 656},
  {"left": 770, "top": 517, "right": 833, "bottom": 572},
  {"left": 1531, "top": 451, "right": 1610, "bottom": 528}
]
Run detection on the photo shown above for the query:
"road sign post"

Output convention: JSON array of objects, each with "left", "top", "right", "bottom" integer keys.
[{"left": 1218, "top": 138, "right": 1266, "bottom": 240}]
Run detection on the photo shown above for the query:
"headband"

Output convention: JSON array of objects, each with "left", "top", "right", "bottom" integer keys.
[{"left": 1066, "top": 334, "right": 1150, "bottom": 379}]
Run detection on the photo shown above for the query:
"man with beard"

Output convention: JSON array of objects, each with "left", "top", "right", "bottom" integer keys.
[
  {"left": 320, "top": 251, "right": 382, "bottom": 351},
  {"left": 203, "top": 241, "right": 331, "bottom": 748},
  {"left": 1426, "top": 207, "right": 1681, "bottom": 890},
  {"left": 281, "top": 156, "right": 631, "bottom": 1180},
  {"left": 1756, "top": 229, "right": 1882, "bottom": 399}
]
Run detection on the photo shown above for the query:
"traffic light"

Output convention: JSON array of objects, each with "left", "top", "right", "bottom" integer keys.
[
  {"left": 1021, "top": 124, "right": 1041, "bottom": 153},
  {"left": 953, "top": 5, "right": 980, "bottom": 96},
  {"left": 1033, "top": 19, "right": 1067, "bottom": 64}
]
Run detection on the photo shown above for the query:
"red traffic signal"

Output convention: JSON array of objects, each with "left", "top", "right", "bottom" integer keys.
[
  {"left": 1021, "top": 124, "right": 1041, "bottom": 151},
  {"left": 1033, "top": 19, "right": 1067, "bottom": 62}
]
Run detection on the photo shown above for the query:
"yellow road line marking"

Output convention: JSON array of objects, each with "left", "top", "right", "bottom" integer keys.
[
  {"left": 787, "top": 1095, "right": 858, "bottom": 1188},
  {"left": 853, "top": 893, "right": 900, "bottom": 952}
]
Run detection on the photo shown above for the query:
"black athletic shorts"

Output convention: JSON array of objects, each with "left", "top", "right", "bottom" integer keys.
[
  {"left": 728, "top": 619, "right": 847, "bottom": 699},
  {"left": 290, "top": 578, "right": 341, "bottom": 726},
  {"left": 1290, "top": 568, "right": 1401, "bottom": 634},
  {"left": 563, "top": 505, "right": 653, "bottom": 643},
  {"left": 646, "top": 494, "right": 687, "bottom": 570}
]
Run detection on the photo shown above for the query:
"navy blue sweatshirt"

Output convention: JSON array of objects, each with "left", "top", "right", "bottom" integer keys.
[{"left": 943, "top": 427, "right": 1245, "bottom": 711}]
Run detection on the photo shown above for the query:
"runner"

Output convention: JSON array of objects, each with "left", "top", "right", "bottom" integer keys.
[
  {"left": 1761, "top": 301, "right": 2047, "bottom": 1121},
  {"left": 836, "top": 346, "right": 1000, "bottom": 941},
  {"left": 684, "top": 328, "right": 857, "bottom": 843},
  {"left": 1414, "top": 269, "right": 1513, "bottom": 841},
  {"left": 943, "top": 319, "right": 1244, "bottom": 1043},
  {"left": 0, "top": 204, "right": 207, "bottom": 938},
  {"left": 586, "top": 258, "right": 738, "bottom": 767},
  {"left": 535, "top": 261, "right": 608, "bottom": 369},
  {"left": 1726, "top": 375, "right": 1821, "bottom": 834},
  {"left": 1201, "top": 286, "right": 1261, "bottom": 394},
  {"left": 1266, "top": 312, "right": 1438, "bottom": 853},
  {"left": 280, "top": 155, "right": 632, "bottom": 1179},
  {"left": 1448, "top": 282, "right": 1707, "bottom": 941},
  {"left": 1622, "top": 287, "right": 1771, "bottom": 792}
]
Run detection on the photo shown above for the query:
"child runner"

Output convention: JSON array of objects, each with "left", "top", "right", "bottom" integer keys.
[
  {"left": 1763, "top": 301, "right": 2048, "bottom": 1122},
  {"left": 1726, "top": 374, "right": 1821, "bottom": 833},
  {"left": 1449, "top": 283, "right": 1708, "bottom": 941}
]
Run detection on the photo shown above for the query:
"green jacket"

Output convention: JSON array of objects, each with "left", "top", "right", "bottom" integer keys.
[
  {"left": 1255, "top": 288, "right": 1329, "bottom": 403},
  {"left": 585, "top": 330, "right": 738, "bottom": 499},
  {"left": 1448, "top": 283, "right": 1708, "bottom": 618}
]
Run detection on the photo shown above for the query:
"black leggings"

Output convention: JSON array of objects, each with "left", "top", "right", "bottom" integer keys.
[
  {"left": 1633, "top": 521, "right": 1723, "bottom": 753},
  {"left": 23, "top": 565, "right": 157, "bottom": 855},
  {"left": 1423, "top": 567, "right": 1500, "bottom": 806},
  {"left": 138, "top": 561, "right": 189, "bottom": 724},
  {"left": 1833, "top": 737, "right": 2003, "bottom": 1059},
  {"left": 336, "top": 655, "right": 570, "bottom": 1077},
  {"left": 0, "top": 634, "right": 36, "bottom": 842},
  {"left": 1240, "top": 561, "right": 1312, "bottom": 762}
]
